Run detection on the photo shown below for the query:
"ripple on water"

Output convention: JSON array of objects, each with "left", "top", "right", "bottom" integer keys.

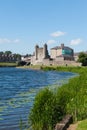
[{"left": 0, "top": 67, "right": 77, "bottom": 130}]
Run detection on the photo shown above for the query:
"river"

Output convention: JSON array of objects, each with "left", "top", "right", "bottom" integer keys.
[{"left": 0, "top": 67, "right": 76, "bottom": 130}]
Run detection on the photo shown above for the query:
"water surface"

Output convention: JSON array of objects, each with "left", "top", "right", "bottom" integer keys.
[{"left": 0, "top": 67, "right": 76, "bottom": 130}]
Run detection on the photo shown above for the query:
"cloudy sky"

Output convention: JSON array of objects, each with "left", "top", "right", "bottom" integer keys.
[{"left": 0, "top": 0, "right": 87, "bottom": 54}]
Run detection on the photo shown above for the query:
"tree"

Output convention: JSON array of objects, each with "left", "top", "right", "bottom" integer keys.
[
  {"left": 14, "top": 53, "right": 21, "bottom": 61},
  {"left": 0, "top": 51, "right": 4, "bottom": 55},
  {"left": 5, "top": 51, "right": 12, "bottom": 55},
  {"left": 78, "top": 52, "right": 87, "bottom": 66}
]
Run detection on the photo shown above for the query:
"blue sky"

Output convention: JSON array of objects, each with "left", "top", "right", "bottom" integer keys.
[{"left": 0, "top": 0, "right": 87, "bottom": 55}]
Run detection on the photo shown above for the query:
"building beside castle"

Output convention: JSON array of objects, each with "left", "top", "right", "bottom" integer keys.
[{"left": 50, "top": 44, "right": 74, "bottom": 61}]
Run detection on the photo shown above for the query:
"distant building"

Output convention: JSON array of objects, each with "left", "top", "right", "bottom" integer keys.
[
  {"left": 50, "top": 44, "right": 74, "bottom": 61},
  {"left": 0, "top": 54, "right": 21, "bottom": 62},
  {"left": 21, "top": 55, "right": 31, "bottom": 63},
  {"left": 74, "top": 52, "right": 79, "bottom": 61}
]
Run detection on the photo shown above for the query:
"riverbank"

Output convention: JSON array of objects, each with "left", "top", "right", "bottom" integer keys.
[
  {"left": 17, "top": 65, "right": 43, "bottom": 70},
  {"left": 0, "top": 62, "right": 17, "bottom": 67},
  {"left": 29, "top": 66, "right": 87, "bottom": 130},
  {"left": 67, "top": 119, "right": 87, "bottom": 130}
]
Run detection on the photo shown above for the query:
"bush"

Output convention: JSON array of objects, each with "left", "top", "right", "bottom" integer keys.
[
  {"left": 29, "top": 88, "right": 64, "bottom": 130},
  {"left": 17, "top": 61, "right": 27, "bottom": 66}
]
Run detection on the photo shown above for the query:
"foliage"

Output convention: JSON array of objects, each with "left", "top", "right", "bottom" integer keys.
[
  {"left": 19, "top": 117, "right": 23, "bottom": 130},
  {"left": 14, "top": 53, "right": 21, "bottom": 61},
  {"left": 29, "top": 88, "right": 64, "bottom": 130},
  {"left": 0, "top": 51, "right": 4, "bottom": 55},
  {"left": 78, "top": 52, "right": 87, "bottom": 66},
  {"left": 29, "top": 66, "right": 87, "bottom": 130},
  {"left": 17, "top": 61, "right": 27, "bottom": 66},
  {"left": 4, "top": 51, "right": 12, "bottom": 55}
]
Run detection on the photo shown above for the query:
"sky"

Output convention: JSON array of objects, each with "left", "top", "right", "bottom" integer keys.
[{"left": 0, "top": 0, "right": 87, "bottom": 55}]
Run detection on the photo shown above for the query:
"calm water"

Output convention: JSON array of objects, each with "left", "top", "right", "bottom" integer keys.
[{"left": 0, "top": 67, "right": 76, "bottom": 130}]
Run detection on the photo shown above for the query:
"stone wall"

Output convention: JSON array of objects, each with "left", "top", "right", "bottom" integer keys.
[
  {"left": 31, "top": 56, "right": 81, "bottom": 66},
  {"left": 50, "top": 49, "right": 62, "bottom": 59},
  {"left": 55, "top": 115, "right": 73, "bottom": 130}
]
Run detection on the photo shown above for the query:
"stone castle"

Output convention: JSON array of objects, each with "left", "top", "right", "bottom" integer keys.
[
  {"left": 35, "top": 44, "right": 50, "bottom": 61},
  {"left": 22, "top": 43, "right": 81, "bottom": 66}
]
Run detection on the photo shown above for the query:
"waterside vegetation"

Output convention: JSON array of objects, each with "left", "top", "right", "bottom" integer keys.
[
  {"left": 0, "top": 62, "right": 17, "bottom": 67},
  {"left": 29, "top": 66, "right": 87, "bottom": 130}
]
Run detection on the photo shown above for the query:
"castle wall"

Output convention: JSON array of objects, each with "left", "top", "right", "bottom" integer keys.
[
  {"left": 37, "top": 48, "right": 43, "bottom": 61},
  {"left": 50, "top": 49, "right": 57, "bottom": 59},
  {"left": 50, "top": 48, "right": 63, "bottom": 59},
  {"left": 56, "top": 49, "right": 62, "bottom": 57},
  {"left": 50, "top": 49, "right": 62, "bottom": 59}
]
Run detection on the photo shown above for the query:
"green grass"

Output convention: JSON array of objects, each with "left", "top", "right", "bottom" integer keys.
[
  {"left": 17, "top": 65, "right": 43, "bottom": 70},
  {"left": 76, "top": 119, "right": 87, "bottom": 130},
  {"left": 29, "top": 66, "right": 87, "bottom": 130},
  {"left": 0, "top": 62, "right": 17, "bottom": 67}
]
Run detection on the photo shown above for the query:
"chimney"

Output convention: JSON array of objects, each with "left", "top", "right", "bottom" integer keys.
[{"left": 61, "top": 43, "right": 64, "bottom": 48}]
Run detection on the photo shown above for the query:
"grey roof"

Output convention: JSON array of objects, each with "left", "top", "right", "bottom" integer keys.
[
  {"left": 51, "top": 46, "right": 73, "bottom": 50},
  {"left": 51, "top": 46, "right": 61, "bottom": 50}
]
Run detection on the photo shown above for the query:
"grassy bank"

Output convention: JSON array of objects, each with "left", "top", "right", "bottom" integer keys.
[
  {"left": 76, "top": 119, "right": 87, "bottom": 130},
  {"left": 29, "top": 66, "right": 87, "bottom": 130},
  {"left": 17, "top": 65, "right": 42, "bottom": 70},
  {"left": 0, "top": 62, "right": 17, "bottom": 67}
]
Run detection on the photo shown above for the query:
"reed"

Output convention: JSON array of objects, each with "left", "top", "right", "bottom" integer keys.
[{"left": 29, "top": 66, "right": 87, "bottom": 130}]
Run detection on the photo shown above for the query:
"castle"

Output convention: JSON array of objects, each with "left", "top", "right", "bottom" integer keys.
[
  {"left": 31, "top": 44, "right": 50, "bottom": 65},
  {"left": 22, "top": 43, "right": 81, "bottom": 66},
  {"left": 35, "top": 44, "right": 50, "bottom": 61}
]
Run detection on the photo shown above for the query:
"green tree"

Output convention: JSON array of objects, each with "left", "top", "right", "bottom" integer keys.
[
  {"left": 5, "top": 51, "right": 12, "bottom": 55},
  {"left": 14, "top": 53, "right": 21, "bottom": 61},
  {"left": 78, "top": 52, "right": 87, "bottom": 66},
  {"left": 0, "top": 51, "right": 4, "bottom": 55}
]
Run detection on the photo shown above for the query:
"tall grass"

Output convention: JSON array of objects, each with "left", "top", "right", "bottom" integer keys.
[{"left": 29, "top": 66, "right": 87, "bottom": 130}]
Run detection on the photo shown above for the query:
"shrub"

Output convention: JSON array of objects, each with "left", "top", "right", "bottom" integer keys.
[
  {"left": 29, "top": 88, "right": 64, "bottom": 130},
  {"left": 17, "top": 61, "right": 27, "bottom": 66}
]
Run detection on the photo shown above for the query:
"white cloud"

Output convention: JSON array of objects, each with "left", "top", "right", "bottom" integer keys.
[
  {"left": 47, "top": 40, "right": 56, "bottom": 44},
  {"left": 70, "top": 38, "right": 82, "bottom": 45},
  {"left": 13, "top": 39, "right": 20, "bottom": 43},
  {"left": 50, "top": 31, "right": 66, "bottom": 37},
  {"left": 0, "top": 38, "right": 20, "bottom": 44}
]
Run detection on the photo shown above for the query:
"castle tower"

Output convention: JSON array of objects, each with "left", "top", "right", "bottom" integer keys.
[
  {"left": 35, "top": 44, "right": 39, "bottom": 60},
  {"left": 61, "top": 43, "right": 64, "bottom": 49},
  {"left": 43, "top": 43, "right": 49, "bottom": 59}
]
